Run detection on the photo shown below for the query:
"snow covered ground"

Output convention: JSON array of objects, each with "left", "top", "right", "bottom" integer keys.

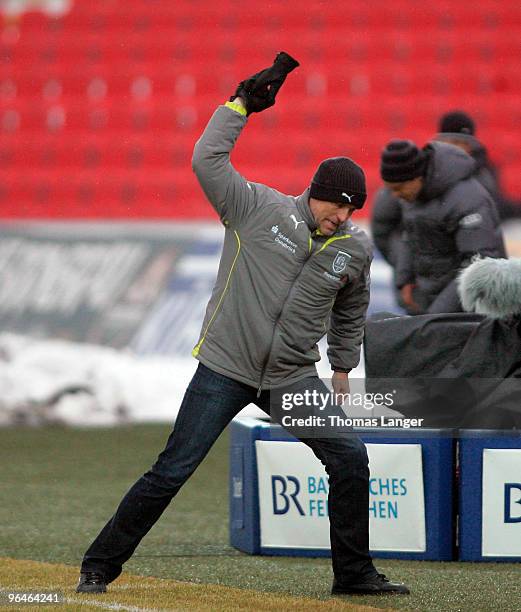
[
  {"left": 1, "top": 219, "right": 517, "bottom": 427},
  {"left": 0, "top": 333, "right": 365, "bottom": 426}
]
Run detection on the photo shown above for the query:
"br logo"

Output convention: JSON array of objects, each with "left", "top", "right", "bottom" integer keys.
[
  {"left": 504, "top": 483, "right": 521, "bottom": 523},
  {"left": 271, "top": 475, "right": 305, "bottom": 515}
]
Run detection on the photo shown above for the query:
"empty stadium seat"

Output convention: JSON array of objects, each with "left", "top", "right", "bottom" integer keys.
[{"left": 0, "top": 0, "right": 520, "bottom": 218}]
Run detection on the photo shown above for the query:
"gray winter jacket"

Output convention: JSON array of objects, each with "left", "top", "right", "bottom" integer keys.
[
  {"left": 396, "top": 142, "right": 506, "bottom": 313},
  {"left": 191, "top": 105, "right": 372, "bottom": 390},
  {"left": 370, "top": 134, "right": 504, "bottom": 270}
]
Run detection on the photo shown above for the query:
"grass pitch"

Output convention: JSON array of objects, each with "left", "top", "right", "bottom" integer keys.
[
  {"left": 0, "top": 424, "right": 519, "bottom": 611},
  {"left": 0, "top": 557, "right": 380, "bottom": 612}
]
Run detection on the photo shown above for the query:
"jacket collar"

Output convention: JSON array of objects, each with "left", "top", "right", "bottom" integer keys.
[{"left": 295, "top": 188, "right": 318, "bottom": 232}]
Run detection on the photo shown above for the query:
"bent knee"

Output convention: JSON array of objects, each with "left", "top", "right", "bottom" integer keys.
[{"left": 325, "top": 437, "right": 369, "bottom": 473}]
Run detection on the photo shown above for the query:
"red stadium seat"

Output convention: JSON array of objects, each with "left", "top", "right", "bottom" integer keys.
[{"left": 0, "top": 0, "right": 519, "bottom": 218}]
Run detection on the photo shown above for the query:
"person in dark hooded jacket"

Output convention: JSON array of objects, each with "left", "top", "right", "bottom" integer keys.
[
  {"left": 370, "top": 111, "right": 518, "bottom": 312},
  {"left": 380, "top": 139, "right": 506, "bottom": 314}
]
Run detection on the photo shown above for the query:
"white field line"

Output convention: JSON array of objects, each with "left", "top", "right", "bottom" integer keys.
[{"left": 65, "top": 597, "right": 164, "bottom": 612}]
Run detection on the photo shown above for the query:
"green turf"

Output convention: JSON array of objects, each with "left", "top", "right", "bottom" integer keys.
[{"left": 1, "top": 424, "right": 519, "bottom": 611}]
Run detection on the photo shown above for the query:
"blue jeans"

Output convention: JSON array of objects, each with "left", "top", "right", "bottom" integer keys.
[{"left": 81, "top": 363, "right": 375, "bottom": 583}]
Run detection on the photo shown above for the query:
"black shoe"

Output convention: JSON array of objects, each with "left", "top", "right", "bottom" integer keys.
[
  {"left": 332, "top": 573, "right": 410, "bottom": 595},
  {"left": 76, "top": 572, "right": 107, "bottom": 594}
]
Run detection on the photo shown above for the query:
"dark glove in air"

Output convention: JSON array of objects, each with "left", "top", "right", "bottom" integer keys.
[{"left": 230, "top": 51, "right": 300, "bottom": 115}]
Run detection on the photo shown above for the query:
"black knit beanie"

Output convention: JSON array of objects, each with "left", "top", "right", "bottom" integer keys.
[
  {"left": 309, "top": 157, "right": 367, "bottom": 208},
  {"left": 438, "top": 110, "right": 475, "bottom": 135},
  {"left": 380, "top": 140, "right": 427, "bottom": 183}
]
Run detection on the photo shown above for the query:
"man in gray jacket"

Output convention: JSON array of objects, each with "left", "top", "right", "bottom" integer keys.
[
  {"left": 371, "top": 111, "right": 509, "bottom": 314},
  {"left": 380, "top": 139, "right": 505, "bottom": 314},
  {"left": 76, "top": 53, "right": 408, "bottom": 597}
]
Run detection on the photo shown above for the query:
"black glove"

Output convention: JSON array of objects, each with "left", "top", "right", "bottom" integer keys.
[{"left": 230, "top": 51, "right": 299, "bottom": 115}]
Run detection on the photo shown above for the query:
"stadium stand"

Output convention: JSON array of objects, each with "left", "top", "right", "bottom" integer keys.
[{"left": 0, "top": 0, "right": 520, "bottom": 218}]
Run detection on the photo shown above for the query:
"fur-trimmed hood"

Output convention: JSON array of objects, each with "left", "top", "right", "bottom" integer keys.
[{"left": 458, "top": 257, "right": 521, "bottom": 319}]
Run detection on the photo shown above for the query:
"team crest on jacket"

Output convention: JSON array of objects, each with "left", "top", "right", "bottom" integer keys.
[{"left": 332, "top": 251, "right": 351, "bottom": 274}]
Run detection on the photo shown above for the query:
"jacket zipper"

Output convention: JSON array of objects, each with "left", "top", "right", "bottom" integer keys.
[
  {"left": 256, "top": 234, "right": 316, "bottom": 397},
  {"left": 256, "top": 231, "right": 352, "bottom": 397}
]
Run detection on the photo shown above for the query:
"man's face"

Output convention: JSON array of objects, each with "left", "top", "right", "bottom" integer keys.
[
  {"left": 384, "top": 177, "right": 423, "bottom": 202},
  {"left": 309, "top": 198, "right": 356, "bottom": 235}
]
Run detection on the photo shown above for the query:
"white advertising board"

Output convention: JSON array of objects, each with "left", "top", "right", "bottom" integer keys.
[
  {"left": 482, "top": 448, "right": 521, "bottom": 557},
  {"left": 256, "top": 440, "right": 426, "bottom": 552}
]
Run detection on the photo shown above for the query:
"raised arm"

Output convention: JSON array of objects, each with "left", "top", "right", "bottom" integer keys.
[
  {"left": 192, "top": 52, "right": 299, "bottom": 226},
  {"left": 192, "top": 102, "right": 253, "bottom": 225}
]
